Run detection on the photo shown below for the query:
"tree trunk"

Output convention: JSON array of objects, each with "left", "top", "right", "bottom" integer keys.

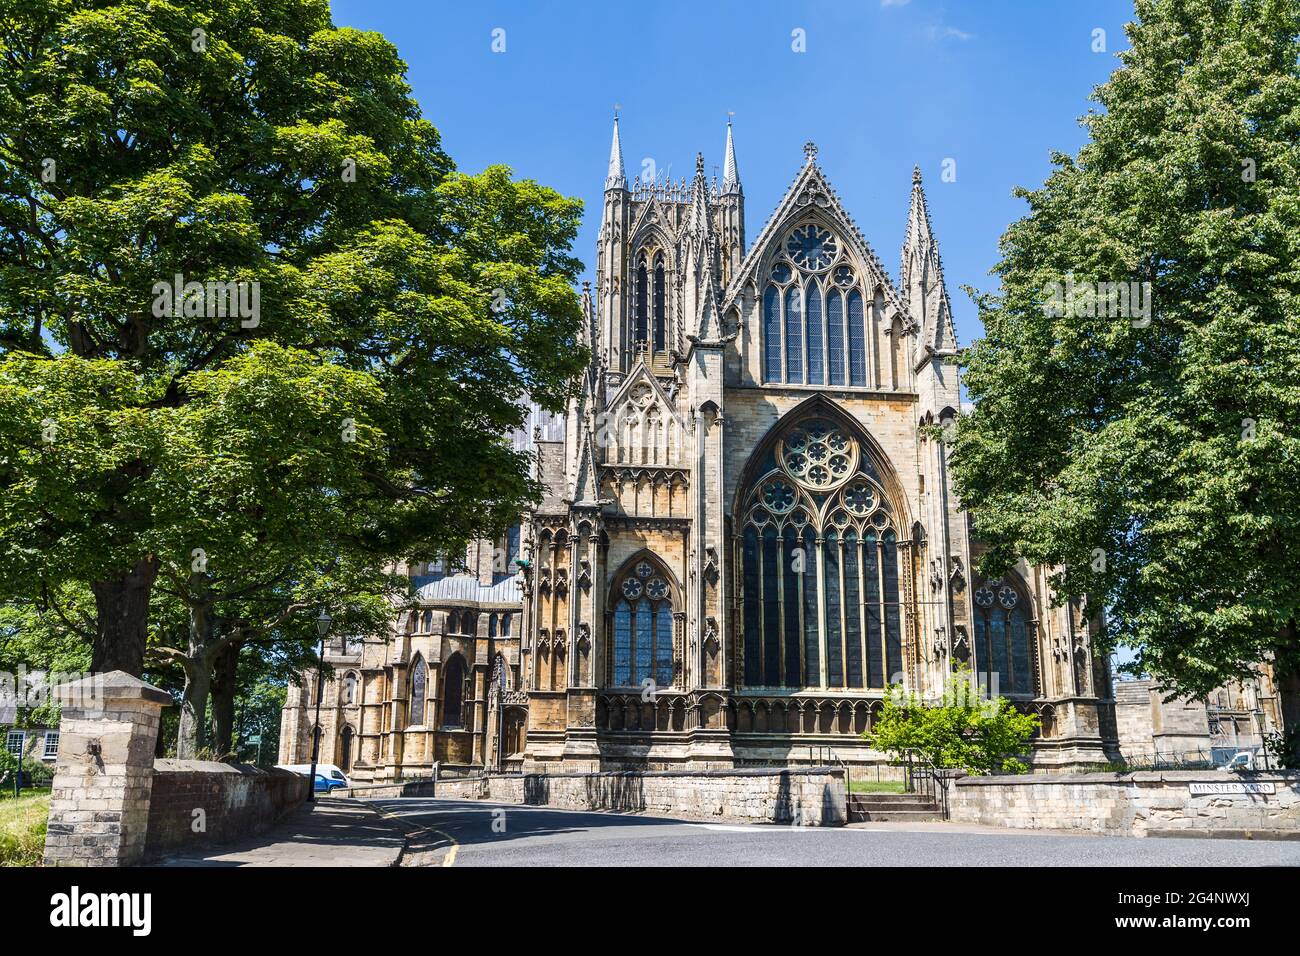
[
  {"left": 90, "top": 556, "right": 158, "bottom": 675},
  {"left": 176, "top": 586, "right": 214, "bottom": 760},
  {"left": 176, "top": 663, "right": 210, "bottom": 760},
  {"left": 1276, "top": 620, "right": 1300, "bottom": 765},
  {"left": 210, "top": 640, "right": 241, "bottom": 759}
]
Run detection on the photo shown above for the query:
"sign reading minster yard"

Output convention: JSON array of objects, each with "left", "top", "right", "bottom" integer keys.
[{"left": 1188, "top": 782, "right": 1276, "bottom": 796}]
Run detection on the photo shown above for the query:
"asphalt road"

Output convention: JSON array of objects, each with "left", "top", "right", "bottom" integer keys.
[{"left": 365, "top": 797, "right": 1300, "bottom": 867}]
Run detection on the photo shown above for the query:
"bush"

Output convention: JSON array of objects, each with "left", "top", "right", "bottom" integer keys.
[{"left": 867, "top": 672, "right": 1040, "bottom": 775}]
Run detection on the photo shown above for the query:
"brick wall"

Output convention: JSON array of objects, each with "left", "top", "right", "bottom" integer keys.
[
  {"left": 949, "top": 770, "right": 1300, "bottom": 838},
  {"left": 142, "top": 760, "right": 308, "bottom": 859}
]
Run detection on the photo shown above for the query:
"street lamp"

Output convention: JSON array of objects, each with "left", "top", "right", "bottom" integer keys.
[{"left": 306, "top": 608, "right": 332, "bottom": 803}]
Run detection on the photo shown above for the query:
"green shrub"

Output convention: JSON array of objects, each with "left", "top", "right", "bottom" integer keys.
[{"left": 867, "top": 670, "right": 1040, "bottom": 775}]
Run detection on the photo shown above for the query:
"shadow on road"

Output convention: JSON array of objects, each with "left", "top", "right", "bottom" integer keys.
[{"left": 366, "top": 797, "right": 695, "bottom": 850}]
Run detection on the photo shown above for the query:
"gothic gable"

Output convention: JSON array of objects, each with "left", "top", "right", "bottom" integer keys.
[{"left": 722, "top": 150, "right": 911, "bottom": 326}]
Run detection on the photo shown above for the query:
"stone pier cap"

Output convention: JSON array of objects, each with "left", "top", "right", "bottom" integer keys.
[{"left": 53, "top": 670, "right": 173, "bottom": 713}]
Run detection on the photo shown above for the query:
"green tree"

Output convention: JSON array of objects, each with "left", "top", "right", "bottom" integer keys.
[
  {"left": 0, "top": 0, "right": 586, "bottom": 676},
  {"left": 868, "top": 675, "right": 1040, "bottom": 775},
  {"left": 948, "top": 0, "right": 1300, "bottom": 749}
]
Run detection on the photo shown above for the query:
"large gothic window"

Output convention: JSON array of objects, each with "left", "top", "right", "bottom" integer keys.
[
  {"left": 443, "top": 653, "right": 466, "bottom": 727},
  {"left": 739, "top": 418, "right": 903, "bottom": 690},
  {"left": 407, "top": 655, "right": 427, "bottom": 727},
  {"left": 653, "top": 252, "right": 666, "bottom": 352},
  {"left": 609, "top": 558, "right": 675, "bottom": 689},
  {"left": 635, "top": 253, "right": 648, "bottom": 345},
  {"left": 973, "top": 578, "right": 1035, "bottom": 697},
  {"left": 762, "top": 224, "right": 874, "bottom": 388},
  {"left": 763, "top": 285, "right": 781, "bottom": 381}
]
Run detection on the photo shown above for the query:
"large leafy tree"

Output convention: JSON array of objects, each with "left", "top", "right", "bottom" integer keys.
[
  {"left": 950, "top": 0, "right": 1300, "bottom": 742},
  {"left": 0, "top": 1, "right": 586, "bottom": 675}
]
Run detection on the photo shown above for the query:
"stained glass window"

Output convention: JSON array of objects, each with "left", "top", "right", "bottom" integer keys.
[
  {"left": 827, "top": 289, "right": 844, "bottom": 386},
  {"left": 784, "top": 286, "right": 803, "bottom": 383},
  {"left": 848, "top": 289, "right": 866, "bottom": 386},
  {"left": 763, "top": 285, "right": 781, "bottom": 382},
  {"left": 805, "top": 284, "right": 824, "bottom": 385},
  {"left": 653, "top": 253, "right": 665, "bottom": 352},
  {"left": 408, "top": 655, "right": 427, "bottom": 727}
]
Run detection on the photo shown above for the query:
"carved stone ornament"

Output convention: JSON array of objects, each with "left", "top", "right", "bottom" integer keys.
[
  {"left": 703, "top": 617, "right": 720, "bottom": 655},
  {"left": 577, "top": 622, "right": 591, "bottom": 652}
]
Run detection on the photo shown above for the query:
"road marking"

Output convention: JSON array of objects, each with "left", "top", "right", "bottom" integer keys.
[{"left": 369, "top": 804, "right": 460, "bottom": 866}]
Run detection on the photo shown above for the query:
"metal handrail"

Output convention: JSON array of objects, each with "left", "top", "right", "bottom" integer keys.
[{"left": 892, "top": 748, "right": 950, "bottom": 820}]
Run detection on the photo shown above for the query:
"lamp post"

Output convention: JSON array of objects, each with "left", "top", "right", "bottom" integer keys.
[{"left": 307, "top": 608, "right": 332, "bottom": 803}]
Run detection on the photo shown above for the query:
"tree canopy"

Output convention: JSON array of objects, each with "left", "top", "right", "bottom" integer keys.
[
  {"left": 0, "top": 0, "right": 587, "bottom": 677},
  {"left": 950, "top": 0, "right": 1300, "bottom": 720}
]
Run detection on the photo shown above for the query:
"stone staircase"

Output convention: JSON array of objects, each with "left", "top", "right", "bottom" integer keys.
[{"left": 847, "top": 792, "right": 944, "bottom": 823}]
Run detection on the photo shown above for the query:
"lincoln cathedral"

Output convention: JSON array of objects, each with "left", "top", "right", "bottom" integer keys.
[{"left": 281, "top": 118, "right": 1139, "bottom": 779}]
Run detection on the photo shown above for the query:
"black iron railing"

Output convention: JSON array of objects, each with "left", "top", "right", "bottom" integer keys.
[{"left": 895, "top": 748, "right": 950, "bottom": 820}]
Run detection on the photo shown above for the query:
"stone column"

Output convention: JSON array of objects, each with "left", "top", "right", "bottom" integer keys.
[{"left": 43, "top": 671, "right": 171, "bottom": 867}]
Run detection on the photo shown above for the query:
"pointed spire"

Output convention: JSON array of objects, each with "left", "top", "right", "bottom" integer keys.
[
  {"left": 722, "top": 118, "right": 741, "bottom": 194},
  {"left": 902, "top": 166, "right": 957, "bottom": 355},
  {"left": 606, "top": 113, "right": 626, "bottom": 191}
]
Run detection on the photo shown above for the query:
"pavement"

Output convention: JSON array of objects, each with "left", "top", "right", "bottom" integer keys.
[
  {"left": 363, "top": 797, "right": 1300, "bottom": 867},
  {"left": 155, "top": 797, "right": 407, "bottom": 867},
  {"left": 155, "top": 795, "right": 1300, "bottom": 867}
]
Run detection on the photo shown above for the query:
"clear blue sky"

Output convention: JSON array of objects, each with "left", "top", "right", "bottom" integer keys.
[{"left": 328, "top": 0, "right": 1136, "bottom": 350}]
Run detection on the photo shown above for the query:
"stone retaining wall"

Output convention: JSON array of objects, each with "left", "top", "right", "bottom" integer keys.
[
  {"left": 949, "top": 770, "right": 1300, "bottom": 838},
  {"left": 375, "top": 768, "right": 846, "bottom": 825},
  {"left": 143, "top": 760, "right": 308, "bottom": 858}
]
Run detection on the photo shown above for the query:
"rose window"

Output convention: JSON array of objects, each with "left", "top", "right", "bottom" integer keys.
[
  {"left": 844, "top": 481, "right": 876, "bottom": 515},
  {"left": 646, "top": 578, "right": 668, "bottom": 600},
  {"left": 786, "top": 225, "right": 838, "bottom": 271},
  {"left": 974, "top": 586, "right": 995, "bottom": 608},
  {"left": 761, "top": 479, "right": 796, "bottom": 513},
  {"left": 636, "top": 561, "right": 654, "bottom": 578},
  {"left": 622, "top": 578, "right": 643, "bottom": 599},
  {"left": 998, "top": 586, "right": 1019, "bottom": 609},
  {"left": 778, "top": 421, "right": 856, "bottom": 491}
]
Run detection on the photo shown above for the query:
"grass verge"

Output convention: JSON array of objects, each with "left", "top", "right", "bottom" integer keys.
[{"left": 0, "top": 792, "right": 49, "bottom": 866}]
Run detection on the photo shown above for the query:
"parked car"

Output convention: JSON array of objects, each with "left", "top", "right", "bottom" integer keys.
[
  {"left": 1223, "top": 751, "right": 1255, "bottom": 771},
  {"left": 277, "top": 763, "right": 349, "bottom": 789},
  {"left": 313, "top": 773, "right": 346, "bottom": 794}
]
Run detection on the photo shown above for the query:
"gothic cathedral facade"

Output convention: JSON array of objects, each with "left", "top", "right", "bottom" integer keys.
[{"left": 517, "top": 119, "right": 1120, "bottom": 772}]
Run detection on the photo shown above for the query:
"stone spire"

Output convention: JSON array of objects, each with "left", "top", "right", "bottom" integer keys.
[
  {"left": 722, "top": 119, "right": 741, "bottom": 194},
  {"left": 606, "top": 114, "right": 626, "bottom": 191},
  {"left": 901, "top": 166, "right": 957, "bottom": 356}
]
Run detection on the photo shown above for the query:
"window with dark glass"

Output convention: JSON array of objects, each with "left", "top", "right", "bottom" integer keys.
[
  {"left": 609, "top": 560, "right": 675, "bottom": 688},
  {"left": 738, "top": 419, "right": 903, "bottom": 690}
]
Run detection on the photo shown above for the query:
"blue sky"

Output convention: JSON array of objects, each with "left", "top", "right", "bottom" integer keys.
[{"left": 329, "top": 0, "right": 1138, "bottom": 348}]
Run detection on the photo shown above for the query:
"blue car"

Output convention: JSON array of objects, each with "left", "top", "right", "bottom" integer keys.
[{"left": 313, "top": 773, "right": 346, "bottom": 794}]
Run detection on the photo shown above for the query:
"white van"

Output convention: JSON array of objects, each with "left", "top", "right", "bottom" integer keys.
[{"left": 277, "top": 763, "right": 349, "bottom": 790}]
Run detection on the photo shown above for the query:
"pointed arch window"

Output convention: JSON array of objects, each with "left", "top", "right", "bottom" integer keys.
[
  {"left": 848, "top": 289, "right": 867, "bottom": 386},
  {"left": 608, "top": 559, "right": 675, "bottom": 689},
  {"left": 763, "top": 286, "right": 781, "bottom": 382},
  {"left": 783, "top": 286, "right": 803, "bottom": 383},
  {"left": 759, "top": 225, "right": 875, "bottom": 389},
  {"left": 805, "top": 284, "right": 824, "bottom": 385},
  {"left": 343, "top": 672, "right": 358, "bottom": 705},
  {"left": 827, "top": 290, "right": 845, "bottom": 386},
  {"left": 973, "top": 579, "right": 1035, "bottom": 697},
  {"left": 443, "top": 653, "right": 466, "bottom": 727},
  {"left": 408, "top": 655, "right": 427, "bottom": 727},
  {"left": 738, "top": 418, "right": 903, "bottom": 690},
  {"left": 635, "top": 253, "right": 648, "bottom": 345},
  {"left": 653, "top": 252, "right": 666, "bottom": 352}
]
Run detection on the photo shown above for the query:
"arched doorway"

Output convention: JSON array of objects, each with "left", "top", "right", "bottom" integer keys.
[{"left": 339, "top": 725, "right": 354, "bottom": 771}]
